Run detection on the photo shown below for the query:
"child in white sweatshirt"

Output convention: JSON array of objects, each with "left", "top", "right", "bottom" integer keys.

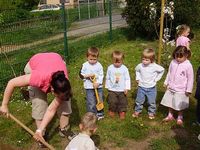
[{"left": 132, "top": 48, "right": 164, "bottom": 119}]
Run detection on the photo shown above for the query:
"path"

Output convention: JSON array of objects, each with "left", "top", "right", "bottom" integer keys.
[{"left": 0, "top": 14, "right": 127, "bottom": 52}]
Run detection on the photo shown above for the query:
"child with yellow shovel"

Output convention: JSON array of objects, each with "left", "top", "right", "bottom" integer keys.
[{"left": 80, "top": 47, "right": 104, "bottom": 120}]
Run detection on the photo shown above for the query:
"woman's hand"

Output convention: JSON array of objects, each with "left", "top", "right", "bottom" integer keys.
[
  {"left": 34, "top": 130, "right": 45, "bottom": 142},
  {"left": 0, "top": 105, "right": 9, "bottom": 117}
]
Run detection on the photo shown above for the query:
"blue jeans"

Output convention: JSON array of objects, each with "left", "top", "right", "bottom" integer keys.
[
  {"left": 134, "top": 86, "right": 157, "bottom": 114},
  {"left": 86, "top": 88, "right": 104, "bottom": 117}
]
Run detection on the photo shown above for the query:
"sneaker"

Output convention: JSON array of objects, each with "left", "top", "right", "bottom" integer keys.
[
  {"left": 162, "top": 116, "right": 175, "bottom": 122},
  {"left": 148, "top": 114, "right": 155, "bottom": 120},
  {"left": 59, "top": 125, "right": 77, "bottom": 140},
  {"left": 108, "top": 111, "right": 115, "bottom": 118},
  {"left": 177, "top": 118, "right": 183, "bottom": 126},
  {"left": 97, "top": 115, "right": 104, "bottom": 121},
  {"left": 119, "top": 112, "right": 126, "bottom": 120},
  {"left": 132, "top": 112, "right": 140, "bottom": 118}
]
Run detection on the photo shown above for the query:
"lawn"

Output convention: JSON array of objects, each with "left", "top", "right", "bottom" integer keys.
[{"left": 0, "top": 28, "right": 200, "bottom": 150}]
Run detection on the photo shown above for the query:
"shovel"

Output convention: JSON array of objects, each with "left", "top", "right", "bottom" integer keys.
[
  {"left": 8, "top": 113, "right": 55, "bottom": 150},
  {"left": 90, "top": 76, "right": 104, "bottom": 111}
]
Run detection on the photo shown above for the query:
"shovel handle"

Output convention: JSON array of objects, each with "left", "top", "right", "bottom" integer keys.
[
  {"left": 90, "top": 76, "right": 101, "bottom": 104},
  {"left": 94, "top": 88, "right": 101, "bottom": 104},
  {"left": 9, "top": 113, "right": 55, "bottom": 150}
]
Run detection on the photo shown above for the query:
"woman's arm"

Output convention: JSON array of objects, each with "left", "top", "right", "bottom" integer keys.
[
  {"left": 36, "top": 98, "right": 61, "bottom": 132},
  {"left": 0, "top": 74, "right": 31, "bottom": 116}
]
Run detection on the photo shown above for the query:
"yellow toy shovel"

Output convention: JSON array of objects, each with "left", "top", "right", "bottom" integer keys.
[{"left": 90, "top": 76, "right": 104, "bottom": 111}]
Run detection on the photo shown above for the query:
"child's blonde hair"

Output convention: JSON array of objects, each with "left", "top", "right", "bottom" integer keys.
[
  {"left": 87, "top": 47, "right": 99, "bottom": 58},
  {"left": 112, "top": 50, "right": 124, "bottom": 63},
  {"left": 81, "top": 112, "right": 97, "bottom": 132},
  {"left": 176, "top": 24, "right": 190, "bottom": 36},
  {"left": 142, "top": 48, "right": 155, "bottom": 62}
]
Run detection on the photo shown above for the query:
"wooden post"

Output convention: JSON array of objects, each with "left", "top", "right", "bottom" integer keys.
[{"left": 158, "top": 0, "right": 165, "bottom": 64}]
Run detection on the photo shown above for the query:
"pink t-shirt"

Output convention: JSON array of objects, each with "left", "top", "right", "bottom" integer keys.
[
  {"left": 29, "top": 53, "right": 68, "bottom": 93},
  {"left": 176, "top": 36, "right": 190, "bottom": 47}
]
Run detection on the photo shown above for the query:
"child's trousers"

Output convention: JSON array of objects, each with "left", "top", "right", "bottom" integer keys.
[
  {"left": 107, "top": 91, "right": 128, "bottom": 112},
  {"left": 135, "top": 86, "right": 157, "bottom": 114},
  {"left": 86, "top": 88, "right": 104, "bottom": 117}
]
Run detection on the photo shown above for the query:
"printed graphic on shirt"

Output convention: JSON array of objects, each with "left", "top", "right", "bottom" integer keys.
[{"left": 115, "top": 72, "right": 121, "bottom": 83}]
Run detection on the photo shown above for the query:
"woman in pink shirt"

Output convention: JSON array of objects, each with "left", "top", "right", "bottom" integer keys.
[
  {"left": 176, "top": 24, "right": 191, "bottom": 50},
  {"left": 0, "top": 53, "right": 75, "bottom": 145},
  {"left": 161, "top": 46, "right": 194, "bottom": 126}
]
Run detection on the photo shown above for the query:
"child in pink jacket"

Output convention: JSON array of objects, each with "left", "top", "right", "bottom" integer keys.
[{"left": 161, "top": 46, "right": 194, "bottom": 126}]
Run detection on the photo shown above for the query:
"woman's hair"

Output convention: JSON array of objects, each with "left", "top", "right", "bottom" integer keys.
[
  {"left": 112, "top": 50, "right": 124, "bottom": 63},
  {"left": 81, "top": 112, "right": 97, "bottom": 132},
  {"left": 87, "top": 47, "right": 99, "bottom": 58},
  {"left": 51, "top": 71, "right": 72, "bottom": 101},
  {"left": 172, "top": 46, "right": 191, "bottom": 59},
  {"left": 176, "top": 24, "right": 190, "bottom": 36},
  {"left": 142, "top": 48, "right": 155, "bottom": 62}
]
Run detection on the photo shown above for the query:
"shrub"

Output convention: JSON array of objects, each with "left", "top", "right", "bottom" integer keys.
[{"left": 122, "top": 0, "right": 200, "bottom": 39}]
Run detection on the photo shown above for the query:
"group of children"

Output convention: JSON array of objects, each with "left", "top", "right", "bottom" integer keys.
[{"left": 65, "top": 24, "right": 200, "bottom": 149}]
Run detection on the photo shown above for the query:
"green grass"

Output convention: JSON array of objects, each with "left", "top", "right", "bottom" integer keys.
[{"left": 0, "top": 28, "right": 200, "bottom": 149}]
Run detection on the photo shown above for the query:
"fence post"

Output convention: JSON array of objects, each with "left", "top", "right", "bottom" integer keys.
[
  {"left": 108, "top": 0, "right": 112, "bottom": 42},
  {"left": 61, "top": 0, "right": 69, "bottom": 59},
  {"left": 87, "top": 0, "right": 91, "bottom": 19},
  {"left": 78, "top": 0, "right": 81, "bottom": 20}
]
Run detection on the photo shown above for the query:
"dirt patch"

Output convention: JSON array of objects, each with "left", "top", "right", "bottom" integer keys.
[{"left": 100, "top": 131, "right": 164, "bottom": 150}]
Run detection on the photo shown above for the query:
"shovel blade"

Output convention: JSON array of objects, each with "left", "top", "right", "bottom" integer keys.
[{"left": 96, "top": 102, "right": 104, "bottom": 111}]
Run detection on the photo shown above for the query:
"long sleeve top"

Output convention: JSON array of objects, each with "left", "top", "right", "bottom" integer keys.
[
  {"left": 164, "top": 59, "right": 194, "bottom": 93},
  {"left": 135, "top": 62, "right": 164, "bottom": 88},
  {"left": 80, "top": 61, "right": 103, "bottom": 89},
  {"left": 65, "top": 133, "right": 96, "bottom": 150},
  {"left": 105, "top": 64, "right": 131, "bottom": 92},
  {"left": 176, "top": 36, "right": 190, "bottom": 47}
]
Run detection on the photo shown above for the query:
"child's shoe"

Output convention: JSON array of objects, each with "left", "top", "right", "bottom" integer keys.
[
  {"left": 97, "top": 115, "right": 104, "bottom": 121},
  {"left": 108, "top": 111, "right": 115, "bottom": 118},
  {"left": 132, "top": 112, "right": 140, "bottom": 118},
  {"left": 176, "top": 118, "right": 183, "bottom": 126},
  {"left": 148, "top": 113, "right": 155, "bottom": 120},
  {"left": 119, "top": 112, "right": 126, "bottom": 120},
  {"left": 162, "top": 116, "right": 175, "bottom": 122},
  {"left": 59, "top": 125, "right": 77, "bottom": 140}
]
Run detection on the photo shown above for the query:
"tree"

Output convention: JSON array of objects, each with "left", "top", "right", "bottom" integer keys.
[{"left": 122, "top": 0, "right": 200, "bottom": 39}]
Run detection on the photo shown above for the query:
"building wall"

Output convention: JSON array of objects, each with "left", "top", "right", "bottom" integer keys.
[{"left": 46, "top": 0, "right": 74, "bottom": 5}]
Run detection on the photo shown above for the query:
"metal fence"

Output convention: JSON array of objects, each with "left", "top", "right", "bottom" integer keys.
[{"left": 0, "top": 1, "right": 127, "bottom": 91}]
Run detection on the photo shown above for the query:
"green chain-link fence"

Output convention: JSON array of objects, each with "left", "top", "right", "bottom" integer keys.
[{"left": 0, "top": 1, "right": 126, "bottom": 91}]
